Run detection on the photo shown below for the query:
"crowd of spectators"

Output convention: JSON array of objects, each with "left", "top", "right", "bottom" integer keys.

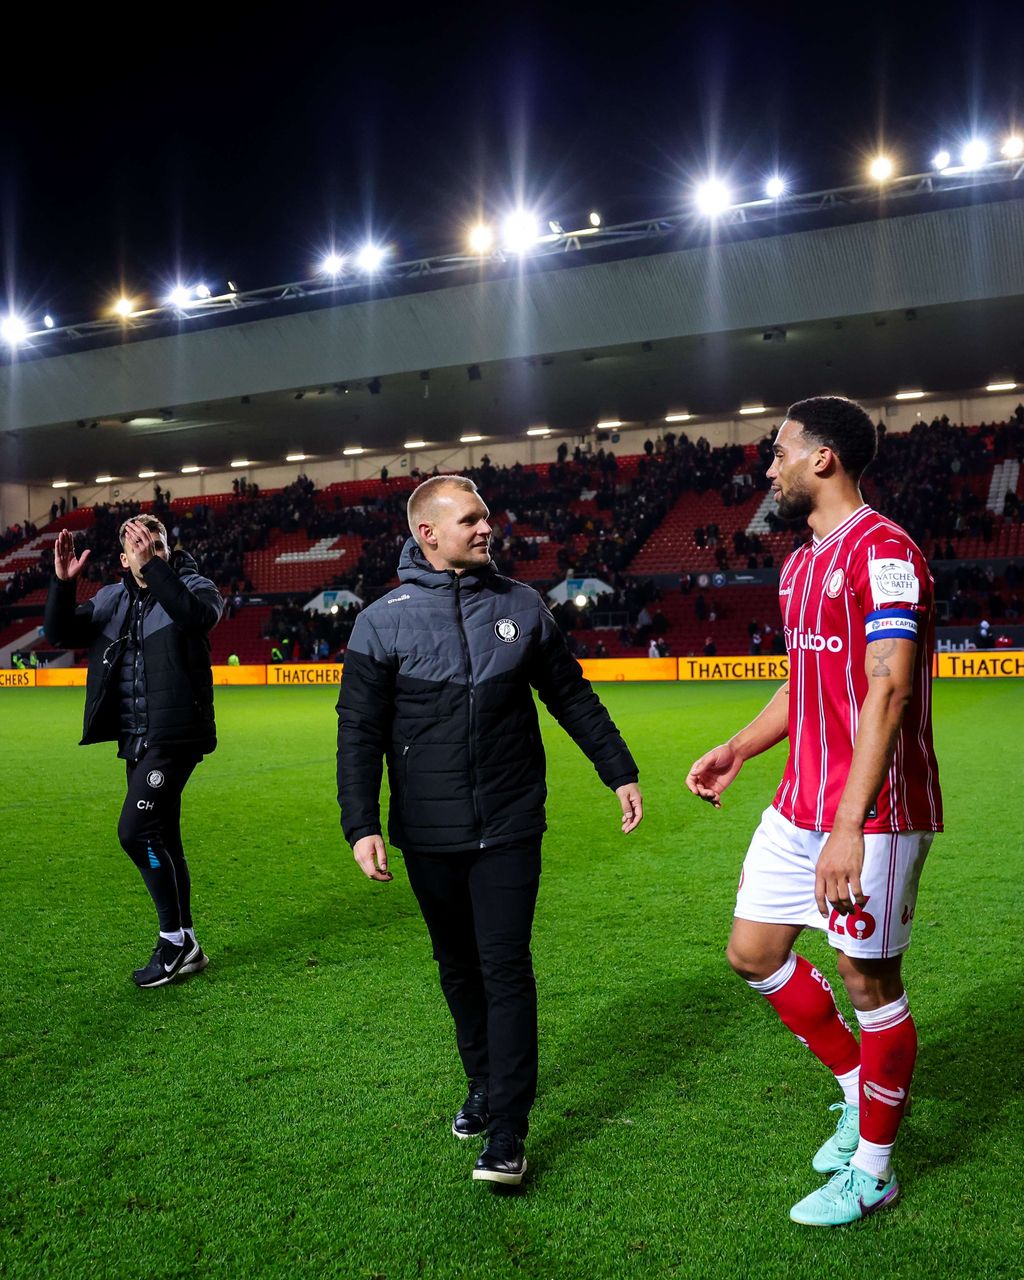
[
  {"left": 263, "top": 599, "right": 363, "bottom": 662},
  {"left": 867, "top": 411, "right": 1024, "bottom": 551},
  {"left": 5, "top": 413, "right": 1024, "bottom": 649},
  {"left": 935, "top": 560, "right": 1023, "bottom": 623},
  {"left": 1, "top": 519, "right": 39, "bottom": 555}
]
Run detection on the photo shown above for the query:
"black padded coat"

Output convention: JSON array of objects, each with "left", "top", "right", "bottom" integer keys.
[
  {"left": 336, "top": 538, "right": 638, "bottom": 852},
  {"left": 44, "top": 552, "right": 223, "bottom": 752}
]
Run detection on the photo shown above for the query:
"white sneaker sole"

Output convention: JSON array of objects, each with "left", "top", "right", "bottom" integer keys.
[
  {"left": 178, "top": 952, "right": 209, "bottom": 978},
  {"left": 472, "top": 1158, "right": 527, "bottom": 1185},
  {"left": 452, "top": 1123, "right": 488, "bottom": 1140}
]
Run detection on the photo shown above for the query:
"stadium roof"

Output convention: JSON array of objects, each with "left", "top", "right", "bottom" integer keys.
[{"left": 3, "top": 196, "right": 1023, "bottom": 486}]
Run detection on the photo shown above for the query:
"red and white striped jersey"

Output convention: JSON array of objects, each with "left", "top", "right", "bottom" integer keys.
[{"left": 773, "top": 505, "right": 943, "bottom": 834}]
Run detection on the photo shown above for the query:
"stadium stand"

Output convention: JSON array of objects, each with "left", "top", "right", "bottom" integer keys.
[{"left": 9, "top": 411, "right": 1023, "bottom": 661}]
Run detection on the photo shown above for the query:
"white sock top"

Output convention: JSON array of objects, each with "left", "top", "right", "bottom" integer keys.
[
  {"left": 855, "top": 992, "right": 910, "bottom": 1031},
  {"left": 746, "top": 951, "right": 797, "bottom": 996}
]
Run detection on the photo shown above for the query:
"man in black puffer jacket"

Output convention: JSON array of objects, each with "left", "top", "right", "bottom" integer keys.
[
  {"left": 45, "top": 515, "right": 223, "bottom": 988},
  {"left": 337, "top": 475, "right": 643, "bottom": 1186}
]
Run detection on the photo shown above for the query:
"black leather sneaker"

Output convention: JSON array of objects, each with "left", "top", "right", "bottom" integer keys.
[
  {"left": 452, "top": 1079, "right": 490, "bottom": 1139},
  {"left": 472, "top": 1129, "right": 527, "bottom": 1185}
]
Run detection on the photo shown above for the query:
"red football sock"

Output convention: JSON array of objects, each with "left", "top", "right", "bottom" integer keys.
[
  {"left": 856, "top": 993, "right": 917, "bottom": 1146},
  {"left": 748, "top": 952, "right": 861, "bottom": 1077}
]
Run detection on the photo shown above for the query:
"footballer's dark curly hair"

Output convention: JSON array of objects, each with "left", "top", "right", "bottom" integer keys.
[{"left": 786, "top": 396, "right": 878, "bottom": 481}]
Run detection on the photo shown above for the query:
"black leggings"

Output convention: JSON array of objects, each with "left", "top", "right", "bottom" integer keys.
[{"left": 117, "top": 746, "right": 201, "bottom": 933}]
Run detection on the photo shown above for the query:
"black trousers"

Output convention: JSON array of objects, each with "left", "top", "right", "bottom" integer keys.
[
  {"left": 117, "top": 745, "right": 202, "bottom": 933},
  {"left": 403, "top": 838, "right": 542, "bottom": 1138}
]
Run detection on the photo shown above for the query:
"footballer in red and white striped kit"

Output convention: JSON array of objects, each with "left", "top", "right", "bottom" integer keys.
[{"left": 686, "top": 397, "right": 942, "bottom": 1227}]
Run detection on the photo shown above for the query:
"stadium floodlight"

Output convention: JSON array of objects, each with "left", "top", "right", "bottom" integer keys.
[
  {"left": 194, "top": 283, "right": 212, "bottom": 299},
  {"left": 180, "top": 465, "right": 202, "bottom": 474},
  {"left": 95, "top": 474, "right": 114, "bottom": 483},
  {"left": 526, "top": 426, "right": 551, "bottom": 436},
  {"left": 404, "top": 440, "right": 428, "bottom": 450},
  {"left": 589, "top": 210, "right": 601, "bottom": 227},
  {"left": 868, "top": 155, "right": 894, "bottom": 181},
  {"left": 932, "top": 149, "right": 951, "bottom": 170},
  {"left": 342, "top": 446, "right": 364, "bottom": 456},
  {"left": 1, "top": 314, "right": 28, "bottom": 345},
  {"left": 230, "top": 459, "right": 252, "bottom": 468},
  {"left": 43, "top": 314, "right": 55, "bottom": 329},
  {"left": 460, "top": 434, "right": 483, "bottom": 443},
  {"left": 985, "top": 380, "right": 1017, "bottom": 392},
  {"left": 548, "top": 220, "right": 563, "bottom": 235},
  {"left": 467, "top": 224, "right": 494, "bottom": 255},
  {"left": 573, "top": 594, "right": 589, "bottom": 608},
  {"left": 665, "top": 412, "right": 692, "bottom": 423},
  {"left": 739, "top": 405, "right": 767, "bottom": 415},
  {"left": 694, "top": 178, "right": 732, "bottom": 216},
  {"left": 961, "top": 139, "right": 989, "bottom": 169},
  {"left": 764, "top": 175, "right": 787, "bottom": 199},
  {"left": 321, "top": 253, "right": 344, "bottom": 276},
  {"left": 895, "top": 390, "right": 926, "bottom": 400},
  {"left": 502, "top": 211, "right": 540, "bottom": 254},
  {"left": 1001, "top": 135, "right": 1023, "bottom": 159},
  {"left": 114, "top": 297, "right": 135, "bottom": 318},
  {"left": 285, "top": 453, "right": 307, "bottom": 462},
  {"left": 356, "top": 244, "right": 386, "bottom": 273},
  {"left": 596, "top": 419, "right": 622, "bottom": 429},
  {"left": 138, "top": 470, "right": 157, "bottom": 479},
  {"left": 167, "top": 285, "right": 192, "bottom": 308}
]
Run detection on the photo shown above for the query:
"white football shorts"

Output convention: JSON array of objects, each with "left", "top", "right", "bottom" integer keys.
[{"left": 734, "top": 804, "right": 934, "bottom": 959}]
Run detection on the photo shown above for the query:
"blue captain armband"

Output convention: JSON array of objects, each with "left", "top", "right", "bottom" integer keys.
[{"left": 865, "top": 608, "right": 919, "bottom": 643}]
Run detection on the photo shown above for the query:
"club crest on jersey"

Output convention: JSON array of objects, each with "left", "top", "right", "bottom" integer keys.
[
  {"left": 825, "top": 568, "right": 845, "bottom": 598},
  {"left": 495, "top": 618, "right": 520, "bottom": 643},
  {"left": 146, "top": 770, "right": 164, "bottom": 789},
  {"left": 869, "top": 557, "right": 920, "bottom": 605}
]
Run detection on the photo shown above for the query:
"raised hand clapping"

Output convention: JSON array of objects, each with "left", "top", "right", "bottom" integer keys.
[{"left": 53, "top": 529, "right": 91, "bottom": 581}]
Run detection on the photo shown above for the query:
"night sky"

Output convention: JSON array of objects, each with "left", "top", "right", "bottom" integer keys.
[{"left": 3, "top": 1, "right": 1022, "bottom": 324}]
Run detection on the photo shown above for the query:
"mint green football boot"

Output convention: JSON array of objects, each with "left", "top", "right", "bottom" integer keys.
[
  {"left": 790, "top": 1164, "right": 900, "bottom": 1226},
  {"left": 812, "top": 1102, "right": 860, "bottom": 1173}
]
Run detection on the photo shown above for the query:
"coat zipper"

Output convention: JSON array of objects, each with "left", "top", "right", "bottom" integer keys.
[
  {"left": 132, "top": 595, "right": 143, "bottom": 737},
  {"left": 452, "top": 574, "right": 484, "bottom": 846}
]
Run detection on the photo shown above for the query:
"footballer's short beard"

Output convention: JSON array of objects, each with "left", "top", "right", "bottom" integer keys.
[{"left": 776, "top": 482, "right": 813, "bottom": 523}]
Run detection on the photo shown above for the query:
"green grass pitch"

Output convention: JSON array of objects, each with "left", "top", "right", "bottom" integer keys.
[{"left": 2, "top": 681, "right": 1022, "bottom": 1279}]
